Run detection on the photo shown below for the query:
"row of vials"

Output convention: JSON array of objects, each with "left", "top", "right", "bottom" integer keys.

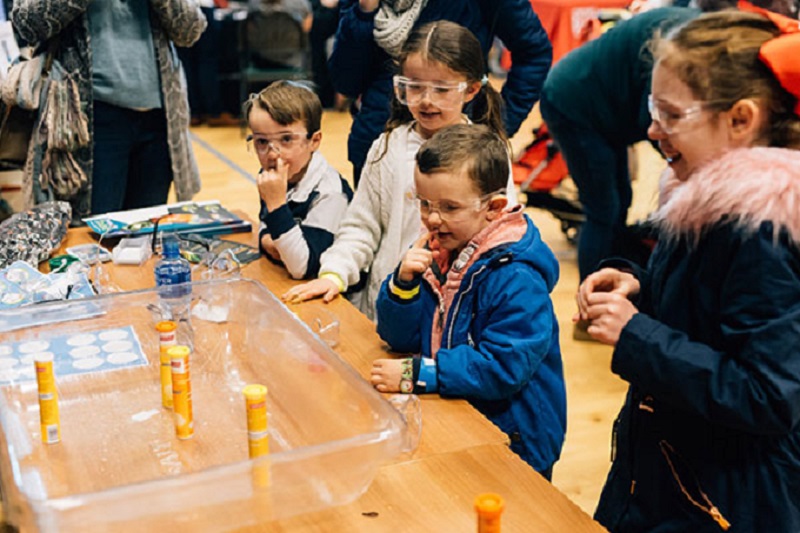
[
  {"left": 34, "top": 321, "right": 268, "bottom": 462},
  {"left": 156, "top": 320, "right": 268, "bottom": 458}
]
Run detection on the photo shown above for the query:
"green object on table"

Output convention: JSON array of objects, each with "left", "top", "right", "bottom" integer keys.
[{"left": 48, "top": 254, "right": 80, "bottom": 273}]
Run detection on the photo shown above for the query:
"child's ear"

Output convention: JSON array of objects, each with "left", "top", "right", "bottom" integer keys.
[
  {"left": 727, "top": 99, "right": 763, "bottom": 146},
  {"left": 486, "top": 196, "right": 508, "bottom": 220},
  {"left": 463, "top": 81, "right": 483, "bottom": 104},
  {"left": 310, "top": 130, "right": 322, "bottom": 151}
]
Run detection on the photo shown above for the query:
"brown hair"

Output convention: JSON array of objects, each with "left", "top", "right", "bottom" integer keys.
[
  {"left": 652, "top": 11, "right": 800, "bottom": 147},
  {"left": 376, "top": 21, "right": 506, "bottom": 162},
  {"left": 242, "top": 80, "right": 322, "bottom": 133},
  {"left": 416, "top": 124, "right": 509, "bottom": 195}
]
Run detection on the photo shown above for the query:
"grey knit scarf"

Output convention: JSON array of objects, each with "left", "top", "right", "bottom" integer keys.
[{"left": 374, "top": 0, "right": 429, "bottom": 58}]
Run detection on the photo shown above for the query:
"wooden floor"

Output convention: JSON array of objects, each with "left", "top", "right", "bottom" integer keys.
[{"left": 188, "top": 106, "right": 666, "bottom": 516}]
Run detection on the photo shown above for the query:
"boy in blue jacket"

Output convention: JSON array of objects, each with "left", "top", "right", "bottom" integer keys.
[{"left": 371, "top": 124, "right": 566, "bottom": 477}]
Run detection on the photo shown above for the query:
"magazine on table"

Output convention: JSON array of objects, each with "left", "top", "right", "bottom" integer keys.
[{"left": 84, "top": 201, "right": 252, "bottom": 239}]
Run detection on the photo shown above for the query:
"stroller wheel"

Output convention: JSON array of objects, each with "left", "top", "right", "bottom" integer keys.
[{"left": 562, "top": 220, "right": 581, "bottom": 245}]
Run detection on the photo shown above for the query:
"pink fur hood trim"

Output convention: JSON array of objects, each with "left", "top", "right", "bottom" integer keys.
[{"left": 652, "top": 147, "right": 800, "bottom": 244}]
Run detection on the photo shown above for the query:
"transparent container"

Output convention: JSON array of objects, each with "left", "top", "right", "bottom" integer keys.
[{"left": 0, "top": 279, "right": 409, "bottom": 532}]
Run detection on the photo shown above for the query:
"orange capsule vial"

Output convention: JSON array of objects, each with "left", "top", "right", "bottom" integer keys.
[
  {"left": 169, "top": 345, "right": 193, "bottom": 440},
  {"left": 475, "top": 493, "right": 505, "bottom": 533},
  {"left": 34, "top": 353, "right": 60, "bottom": 444},
  {"left": 243, "top": 384, "right": 269, "bottom": 458},
  {"left": 156, "top": 321, "right": 177, "bottom": 409}
]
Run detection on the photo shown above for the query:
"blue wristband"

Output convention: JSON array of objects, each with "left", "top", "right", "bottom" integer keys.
[{"left": 414, "top": 357, "right": 438, "bottom": 393}]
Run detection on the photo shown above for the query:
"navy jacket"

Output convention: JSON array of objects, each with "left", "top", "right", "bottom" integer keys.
[
  {"left": 596, "top": 148, "right": 800, "bottom": 532},
  {"left": 329, "top": 0, "right": 552, "bottom": 169},
  {"left": 541, "top": 7, "right": 697, "bottom": 147},
  {"left": 376, "top": 212, "right": 566, "bottom": 472}
]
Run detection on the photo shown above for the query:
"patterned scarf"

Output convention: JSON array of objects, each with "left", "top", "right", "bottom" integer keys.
[{"left": 374, "top": 0, "right": 429, "bottom": 57}]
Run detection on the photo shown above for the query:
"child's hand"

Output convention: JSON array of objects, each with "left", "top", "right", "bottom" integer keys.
[
  {"left": 397, "top": 234, "right": 434, "bottom": 282},
  {"left": 257, "top": 157, "right": 290, "bottom": 212},
  {"left": 260, "top": 234, "right": 281, "bottom": 262},
  {"left": 582, "top": 292, "right": 638, "bottom": 345},
  {"left": 358, "top": 0, "right": 379, "bottom": 13},
  {"left": 370, "top": 359, "right": 404, "bottom": 393},
  {"left": 574, "top": 268, "right": 640, "bottom": 322},
  {"left": 282, "top": 278, "right": 340, "bottom": 304}
]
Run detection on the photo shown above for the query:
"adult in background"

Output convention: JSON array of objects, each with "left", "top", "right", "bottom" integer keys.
[
  {"left": 11, "top": 0, "right": 206, "bottom": 220},
  {"left": 310, "top": 0, "right": 340, "bottom": 108},
  {"left": 330, "top": 0, "right": 552, "bottom": 185},
  {"left": 539, "top": 0, "right": 798, "bottom": 291},
  {"left": 178, "top": 0, "right": 240, "bottom": 127}
]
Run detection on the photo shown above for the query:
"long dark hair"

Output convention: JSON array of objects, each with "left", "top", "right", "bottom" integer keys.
[{"left": 375, "top": 21, "right": 506, "bottom": 163}]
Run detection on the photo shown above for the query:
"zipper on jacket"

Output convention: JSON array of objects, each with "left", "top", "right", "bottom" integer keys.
[
  {"left": 659, "top": 440, "right": 731, "bottom": 530},
  {"left": 447, "top": 264, "right": 488, "bottom": 348}
]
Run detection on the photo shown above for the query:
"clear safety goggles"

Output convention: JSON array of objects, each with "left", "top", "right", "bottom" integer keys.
[
  {"left": 415, "top": 190, "right": 504, "bottom": 222},
  {"left": 393, "top": 76, "right": 468, "bottom": 109},
  {"left": 246, "top": 132, "right": 313, "bottom": 155},
  {"left": 647, "top": 95, "right": 715, "bottom": 135}
]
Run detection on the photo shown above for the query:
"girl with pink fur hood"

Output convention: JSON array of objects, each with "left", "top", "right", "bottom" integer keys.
[{"left": 576, "top": 8, "right": 800, "bottom": 533}]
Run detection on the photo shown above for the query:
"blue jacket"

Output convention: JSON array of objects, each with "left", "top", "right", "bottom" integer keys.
[
  {"left": 329, "top": 0, "right": 552, "bottom": 169},
  {"left": 376, "top": 212, "right": 566, "bottom": 472},
  {"left": 595, "top": 148, "right": 800, "bottom": 532}
]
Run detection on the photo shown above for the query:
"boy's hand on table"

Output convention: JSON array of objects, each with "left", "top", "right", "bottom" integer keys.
[
  {"left": 370, "top": 359, "right": 403, "bottom": 393},
  {"left": 282, "top": 278, "right": 340, "bottom": 304},
  {"left": 258, "top": 157, "right": 290, "bottom": 212}
]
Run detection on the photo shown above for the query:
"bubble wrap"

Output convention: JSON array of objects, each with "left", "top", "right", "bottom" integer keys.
[{"left": 0, "top": 201, "right": 71, "bottom": 269}]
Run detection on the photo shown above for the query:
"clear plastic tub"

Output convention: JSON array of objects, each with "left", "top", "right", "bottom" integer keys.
[{"left": 0, "top": 279, "right": 409, "bottom": 532}]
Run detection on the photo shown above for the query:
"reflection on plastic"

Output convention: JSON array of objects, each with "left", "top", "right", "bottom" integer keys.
[
  {"left": 388, "top": 394, "right": 422, "bottom": 454},
  {"left": 295, "top": 304, "right": 340, "bottom": 348},
  {"left": 0, "top": 279, "right": 411, "bottom": 530},
  {"left": 190, "top": 250, "right": 241, "bottom": 324},
  {"left": 195, "top": 248, "right": 242, "bottom": 281}
]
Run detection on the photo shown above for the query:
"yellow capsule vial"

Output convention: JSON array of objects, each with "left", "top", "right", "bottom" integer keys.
[
  {"left": 156, "top": 321, "right": 177, "bottom": 409},
  {"left": 169, "top": 345, "right": 193, "bottom": 440},
  {"left": 475, "top": 493, "right": 505, "bottom": 533},
  {"left": 34, "top": 353, "right": 60, "bottom": 444},
  {"left": 243, "top": 384, "right": 269, "bottom": 458}
]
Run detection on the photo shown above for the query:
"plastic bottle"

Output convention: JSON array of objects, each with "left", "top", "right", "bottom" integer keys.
[
  {"left": 475, "top": 493, "right": 505, "bottom": 533},
  {"left": 154, "top": 234, "right": 193, "bottom": 347}
]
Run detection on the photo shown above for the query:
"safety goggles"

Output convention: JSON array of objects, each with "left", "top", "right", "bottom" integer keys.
[
  {"left": 246, "top": 132, "right": 313, "bottom": 155},
  {"left": 647, "top": 95, "right": 716, "bottom": 135},
  {"left": 393, "top": 76, "right": 468, "bottom": 109},
  {"left": 415, "top": 190, "right": 503, "bottom": 222}
]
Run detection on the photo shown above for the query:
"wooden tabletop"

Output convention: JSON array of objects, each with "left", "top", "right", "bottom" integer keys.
[{"left": 32, "top": 228, "right": 607, "bottom": 533}]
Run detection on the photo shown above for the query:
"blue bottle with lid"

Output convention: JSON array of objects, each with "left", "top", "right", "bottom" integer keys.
[
  {"left": 154, "top": 234, "right": 192, "bottom": 299},
  {"left": 154, "top": 234, "right": 193, "bottom": 350}
]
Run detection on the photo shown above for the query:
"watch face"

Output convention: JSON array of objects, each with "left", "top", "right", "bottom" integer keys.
[{"left": 400, "top": 380, "right": 413, "bottom": 394}]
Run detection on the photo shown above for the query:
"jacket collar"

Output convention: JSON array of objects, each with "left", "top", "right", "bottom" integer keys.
[
  {"left": 287, "top": 151, "right": 329, "bottom": 203},
  {"left": 652, "top": 147, "right": 800, "bottom": 244}
]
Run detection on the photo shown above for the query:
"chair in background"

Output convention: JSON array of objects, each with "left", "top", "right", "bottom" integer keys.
[{"left": 238, "top": 10, "right": 311, "bottom": 113}]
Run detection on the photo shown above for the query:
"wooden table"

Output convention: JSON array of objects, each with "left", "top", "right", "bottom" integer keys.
[{"left": 19, "top": 228, "right": 606, "bottom": 532}]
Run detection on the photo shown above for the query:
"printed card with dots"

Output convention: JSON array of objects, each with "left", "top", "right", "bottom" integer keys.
[{"left": 0, "top": 326, "right": 147, "bottom": 385}]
